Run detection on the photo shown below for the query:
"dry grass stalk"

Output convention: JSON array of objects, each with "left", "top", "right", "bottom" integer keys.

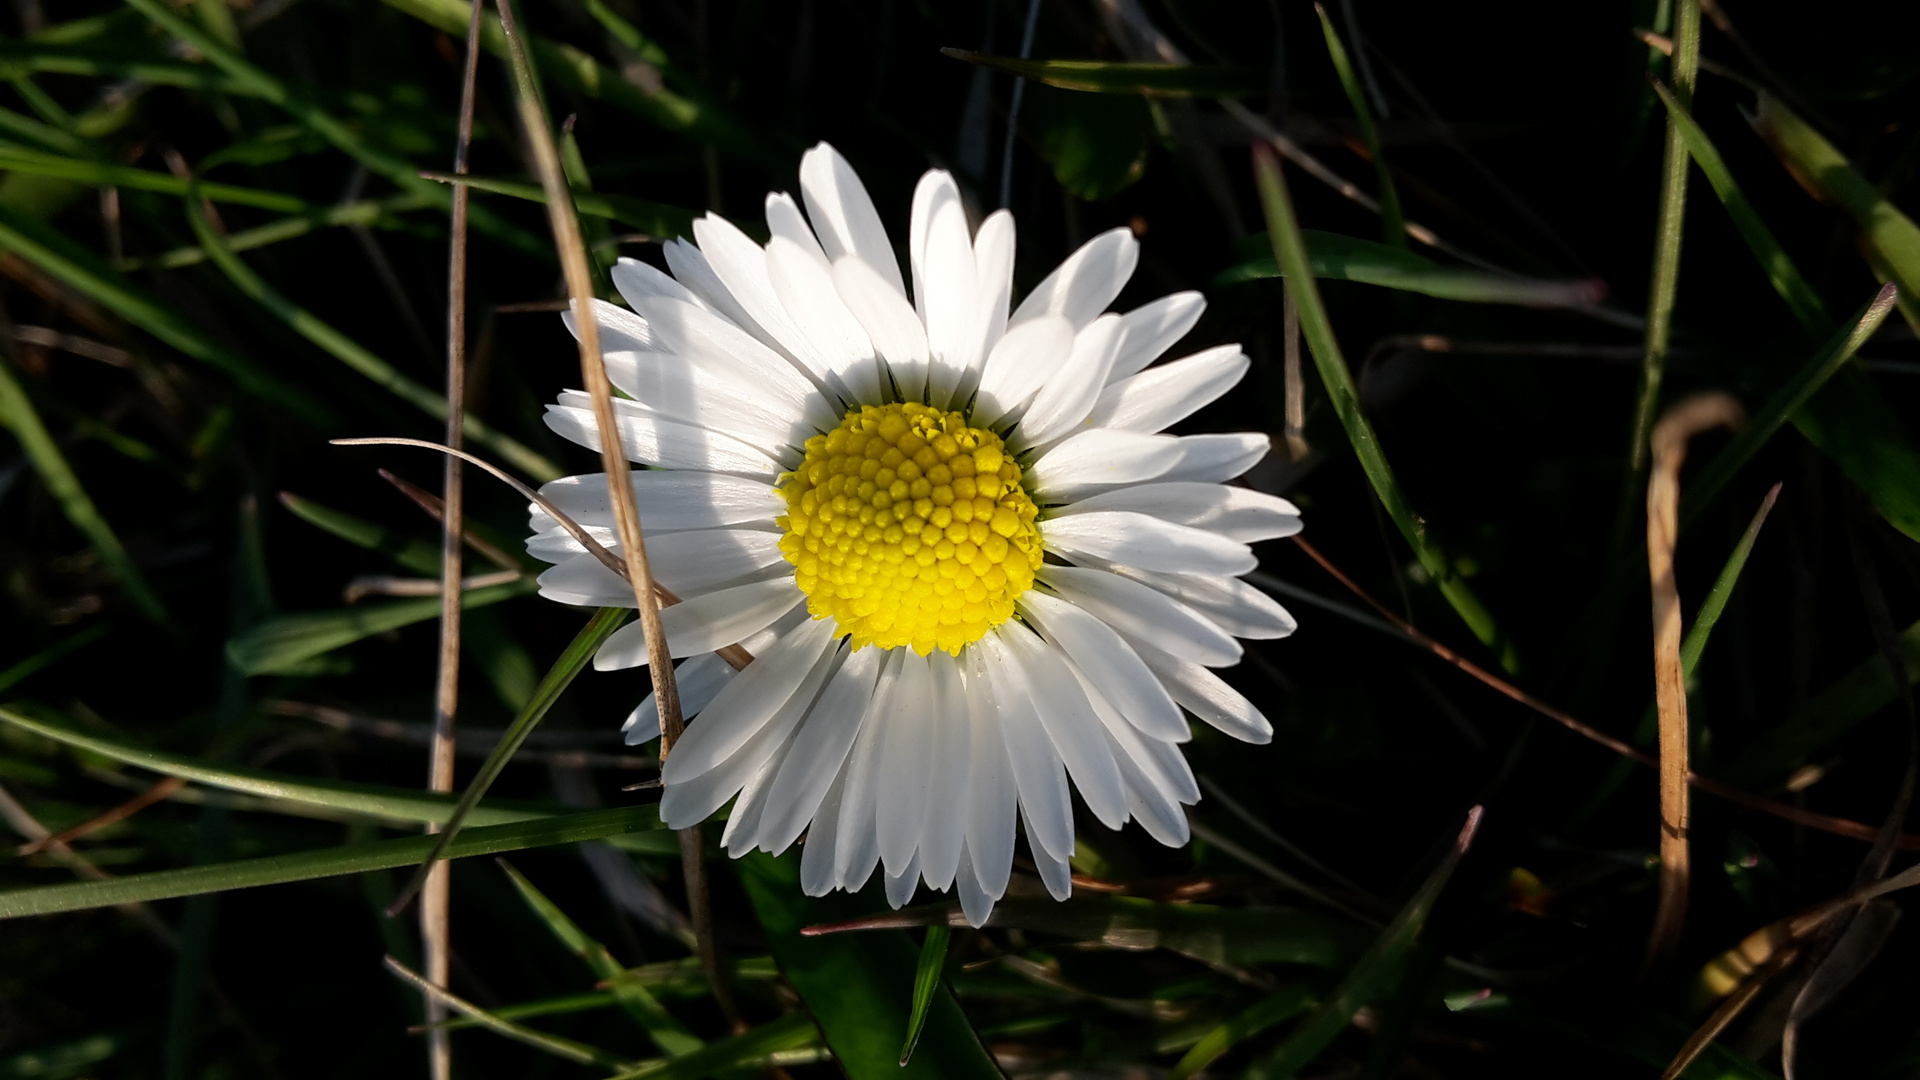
[
  {"left": 1644, "top": 392, "right": 1745, "bottom": 974},
  {"left": 15, "top": 776, "right": 185, "bottom": 856}
]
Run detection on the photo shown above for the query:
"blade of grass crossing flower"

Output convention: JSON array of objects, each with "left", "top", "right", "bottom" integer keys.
[
  {"left": 1625, "top": 0, "right": 1701, "bottom": 472},
  {"left": 899, "top": 924, "right": 951, "bottom": 1065},
  {"left": 1245, "top": 807, "right": 1483, "bottom": 1079},
  {"left": 383, "top": 956, "right": 639, "bottom": 1070},
  {"left": 0, "top": 805, "right": 663, "bottom": 919},
  {"left": 497, "top": 860, "right": 703, "bottom": 1056},
  {"left": 1251, "top": 144, "right": 1516, "bottom": 671},
  {"left": 387, "top": 606, "right": 632, "bottom": 914},
  {"left": 224, "top": 580, "right": 532, "bottom": 675},
  {"left": 0, "top": 205, "right": 326, "bottom": 424},
  {"left": 0, "top": 705, "right": 561, "bottom": 826},
  {"left": 0, "top": 361, "right": 167, "bottom": 624},
  {"left": 737, "top": 852, "right": 1001, "bottom": 1080},
  {"left": 1314, "top": 5, "right": 1402, "bottom": 248},
  {"left": 1169, "top": 984, "right": 1317, "bottom": 1079},
  {"left": 182, "top": 194, "right": 560, "bottom": 483},
  {"left": 604, "top": 1014, "right": 822, "bottom": 1080}
]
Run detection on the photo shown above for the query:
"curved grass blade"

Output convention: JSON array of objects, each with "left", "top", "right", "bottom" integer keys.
[
  {"left": 605, "top": 1013, "right": 822, "bottom": 1080},
  {"left": 940, "top": 49, "right": 1261, "bottom": 97},
  {"left": 0, "top": 147, "right": 309, "bottom": 211},
  {"left": 0, "top": 42, "right": 256, "bottom": 96},
  {"left": 898, "top": 924, "right": 951, "bottom": 1066},
  {"left": 388, "top": 607, "right": 633, "bottom": 915},
  {"left": 1681, "top": 483, "right": 1780, "bottom": 676},
  {"left": 420, "top": 172, "right": 695, "bottom": 241},
  {"left": 0, "top": 360, "right": 167, "bottom": 624},
  {"left": 134, "top": 194, "right": 433, "bottom": 271},
  {"left": 1252, "top": 145, "right": 1516, "bottom": 671},
  {"left": 278, "top": 492, "right": 442, "bottom": 575},
  {"left": 1217, "top": 230, "right": 1601, "bottom": 307},
  {"left": 1246, "top": 807, "right": 1482, "bottom": 1079},
  {"left": 183, "top": 195, "right": 560, "bottom": 483},
  {"left": 1170, "top": 983, "right": 1316, "bottom": 1079},
  {"left": 0, "top": 204, "right": 327, "bottom": 425},
  {"left": 1724, "top": 619, "right": 1920, "bottom": 788},
  {"left": 383, "top": 956, "right": 638, "bottom": 1070},
  {"left": 0, "top": 704, "right": 558, "bottom": 826},
  {"left": 498, "top": 859, "right": 702, "bottom": 1056},
  {"left": 738, "top": 852, "right": 1001, "bottom": 1079},
  {"left": 1314, "top": 5, "right": 1402, "bottom": 248},
  {"left": 224, "top": 579, "right": 532, "bottom": 675},
  {"left": 0, "top": 804, "right": 662, "bottom": 919}
]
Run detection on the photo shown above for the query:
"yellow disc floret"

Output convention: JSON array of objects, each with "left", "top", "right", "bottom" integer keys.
[{"left": 777, "top": 401, "right": 1043, "bottom": 655}]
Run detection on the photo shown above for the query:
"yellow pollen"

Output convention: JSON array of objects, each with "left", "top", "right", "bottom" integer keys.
[{"left": 777, "top": 401, "right": 1043, "bottom": 655}]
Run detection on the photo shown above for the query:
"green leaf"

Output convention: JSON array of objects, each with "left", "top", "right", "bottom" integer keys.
[
  {"left": 606, "top": 1014, "right": 822, "bottom": 1080},
  {"left": 736, "top": 852, "right": 1001, "bottom": 1079},
  {"left": 899, "top": 924, "right": 951, "bottom": 1065},
  {"left": 498, "top": 860, "right": 703, "bottom": 1057},
  {"left": 1021, "top": 84, "right": 1153, "bottom": 201},
  {"left": 1682, "top": 486, "right": 1780, "bottom": 678},
  {"left": 223, "top": 579, "right": 533, "bottom": 676},
  {"left": 1722, "top": 619, "right": 1920, "bottom": 788},
  {"left": 939, "top": 49, "right": 1262, "bottom": 97},
  {"left": 421, "top": 172, "right": 696, "bottom": 239},
  {"left": 1315, "top": 6, "right": 1402, "bottom": 249},
  {"left": 1252, "top": 147, "right": 1518, "bottom": 671},
  {"left": 0, "top": 361, "right": 167, "bottom": 625},
  {"left": 0, "top": 145, "right": 310, "bottom": 211},
  {"left": 277, "top": 492, "right": 442, "bottom": 576},
  {"left": 0, "top": 705, "right": 557, "bottom": 827},
  {"left": 1246, "top": 808, "right": 1482, "bottom": 1078},
  {"left": 0, "top": 805, "right": 663, "bottom": 919},
  {"left": 1170, "top": 984, "right": 1316, "bottom": 1080},
  {"left": 1218, "top": 230, "right": 1602, "bottom": 308},
  {"left": 0, "top": 204, "right": 328, "bottom": 425}
]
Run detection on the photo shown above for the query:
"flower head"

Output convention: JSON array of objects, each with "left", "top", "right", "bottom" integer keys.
[{"left": 527, "top": 143, "right": 1301, "bottom": 924}]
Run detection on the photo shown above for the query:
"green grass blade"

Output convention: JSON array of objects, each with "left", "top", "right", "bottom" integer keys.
[
  {"left": 224, "top": 579, "right": 533, "bottom": 675},
  {"left": 1625, "top": 0, "right": 1702, "bottom": 472},
  {"left": 423, "top": 172, "right": 695, "bottom": 240},
  {"left": 1170, "top": 984, "right": 1317, "bottom": 1079},
  {"left": 0, "top": 146, "right": 310, "bottom": 211},
  {"left": 598, "top": 956, "right": 782, "bottom": 996},
  {"left": 390, "top": 607, "right": 633, "bottom": 914},
  {"left": 0, "top": 704, "right": 557, "bottom": 826},
  {"left": 378, "top": 0, "right": 782, "bottom": 170},
  {"left": 1217, "top": 230, "right": 1600, "bottom": 306},
  {"left": 1723, "top": 619, "right": 1920, "bottom": 788},
  {"left": 432, "top": 990, "right": 620, "bottom": 1031},
  {"left": 0, "top": 103, "right": 91, "bottom": 154},
  {"left": 384, "top": 956, "right": 639, "bottom": 1070},
  {"left": 940, "top": 49, "right": 1261, "bottom": 97},
  {"left": 0, "top": 805, "right": 662, "bottom": 919},
  {"left": 277, "top": 492, "right": 442, "bottom": 575},
  {"left": 898, "top": 924, "right": 951, "bottom": 1065},
  {"left": 737, "top": 852, "right": 1001, "bottom": 1080},
  {"left": 1246, "top": 808, "right": 1482, "bottom": 1079},
  {"left": 1315, "top": 6, "right": 1403, "bottom": 248},
  {"left": 498, "top": 860, "right": 703, "bottom": 1056},
  {"left": 0, "top": 360, "right": 168, "bottom": 624},
  {"left": 605, "top": 1014, "right": 821, "bottom": 1080},
  {"left": 1679, "top": 484, "right": 1780, "bottom": 677},
  {"left": 0, "top": 204, "right": 329, "bottom": 425},
  {"left": 0, "top": 624, "right": 109, "bottom": 695},
  {"left": 133, "top": 193, "right": 433, "bottom": 270},
  {"left": 1650, "top": 81, "right": 1829, "bottom": 335},
  {"left": 1252, "top": 146, "right": 1516, "bottom": 671},
  {"left": 183, "top": 195, "right": 560, "bottom": 482},
  {"left": 0, "top": 42, "right": 257, "bottom": 96},
  {"left": 1680, "top": 285, "right": 1898, "bottom": 524}
]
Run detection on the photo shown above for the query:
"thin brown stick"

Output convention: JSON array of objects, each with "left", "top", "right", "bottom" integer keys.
[
  {"left": 377, "top": 468, "right": 526, "bottom": 572},
  {"left": 1644, "top": 393, "right": 1745, "bottom": 974},
  {"left": 423, "top": 5, "right": 484, "bottom": 1078},
  {"left": 1281, "top": 283, "right": 1307, "bottom": 461},
  {"left": 1288, "top": 535, "right": 1920, "bottom": 851},
  {"left": 15, "top": 776, "right": 185, "bottom": 856}
]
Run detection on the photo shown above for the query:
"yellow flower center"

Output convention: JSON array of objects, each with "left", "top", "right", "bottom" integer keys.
[{"left": 777, "top": 401, "right": 1043, "bottom": 655}]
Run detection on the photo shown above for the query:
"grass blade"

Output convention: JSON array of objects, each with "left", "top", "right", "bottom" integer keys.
[
  {"left": 1217, "top": 230, "right": 1601, "bottom": 307},
  {"left": 224, "top": 579, "right": 533, "bottom": 676},
  {"left": 498, "top": 860, "right": 703, "bottom": 1056},
  {"left": 278, "top": 492, "right": 442, "bottom": 575},
  {"left": 133, "top": 194, "right": 433, "bottom": 270},
  {"left": 0, "top": 624, "right": 109, "bottom": 695},
  {"left": 383, "top": 956, "right": 638, "bottom": 1070},
  {"left": 0, "top": 359, "right": 167, "bottom": 624},
  {"left": 1680, "top": 483, "right": 1780, "bottom": 676},
  {"left": 738, "top": 852, "right": 1001, "bottom": 1079},
  {"left": 0, "top": 805, "right": 663, "bottom": 919},
  {"left": 1314, "top": 4, "right": 1402, "bottom": 248},
  {"left": 1246, "top": 807, "right": 1483, "bottom": 1079},
  {"left": 420, "top": 172, "right": 696, "bottom": 239},
  {"left": 898, "top": 924, "right": 951, "bottom": 1066},
  {"left": 605, "top": 1014, "right": 822, "bottom": 1080},
  {"left": 1252, "top": 144, "right": 1516, "bottom": 671},
  {"left": 1170, "top": 984, "right": 1316, "bottom": 1079},
  {"left": 939, "top": 49, "right": 1261, "bottom": 97},
  {"left": 1723, "top": 619, "right": 1920, "bottom": 788},
  {"left": 182, "top": 194, "right": 560, "bottom": 482},
  {"left": 388, "top": 607, "right": 633, "bottom": 914},
  {"left": 0, "top": 146, "right": 310, "bottom": 211}
]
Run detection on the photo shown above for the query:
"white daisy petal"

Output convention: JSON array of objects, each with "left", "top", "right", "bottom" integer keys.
[
  {"left": 955, "top": 843, "right": 997, "bottom": 927},
  {"left": 693, "top": 214, "right": 838, "bottom": 386},
  {"left": 1016, "top": 590, "right": 1187, "bottom": 742},
  {"left": 972, "top": 315, "right": 1074, "bottom": 429},
  {"left": 1022, "top": 806, "right": 1075, "bottom": 901},
  {"left": 545, "top": 395, "right": 783, "bottom": 478},
  {"left": 592, "top": 579, "right": 803, "bottom": 670},
  {"left": 1015, "top": 313, "right": 1127, "bottom": 448},
  {"left": 1001, "top": 624, "right": 1129, "bottom": 830},
  {"left": 755, "top": 642, "right": 883, "bottom": 853},
  {"left": 961, "top": 648, "right": 1018, "bottom": 900},
  {"left": 766, "top": 235, "right": 883, "bottom": 404},
  {"left": 563, "top": 298, "right": 653, "bottom": 352},
  {"left": 884, "top": 852, "right": 922, "bottom": 909},
  {"left": 1064, "top": 662, "right": 1193, "bottom": 845},
  {"left": 721, "top": 732, "right": 791, "bottom": 856},
  {"left": 877, "top": 652, "right": 935, "bottom": 876},
  {"left": 1027, "top": 430, "right": 1271, "bottom": 501},
  {"left": 661, "top": 238, "right": 761, "bottom": 336},
  {"left": 1040, "top": 510, "right": 1257, "bottom": 576},
  {"left": 1109, "top": 292, "right": 1205, "bottom": 380},
  {"left": 623, "top": 650, "right": 739, "bottom": 744},
  {"left": 1129, "top": 637, "right": 1275, "bottom": 744},
  {"left": 834, "top": 649, "right": 908, "bottom": 886},
  {"left": 1009, "top": 227, "right": 1139, "bottom": 332},
  {"left": 1085, "top": 345, "right": 1248, "bottom": 434},
  {"left": 1047, "top": 481, "right": 1302, "bottom": 542},
  {"left": 910, "top": 170, "right": 981, "bottom": 404},
  {"left": 1038, "top": 565, "right": 1240, "bottom": 667},
  {"left": 970, "top": 210, "right": 1016, "bottom": 378},
  {"left": 629, "top": 295, "right": 836, "bottom": 430},
  {"left": 981, "top": 628, "right": 1075, "bottom": 862},
  {"left": 601, "top": 349, "right": 810, "bottom": 451},
  {"left": 799, "top": 765, "right": 849, "bottom": 896},
  {"left": 917, "top": 651, "right": 971, "bottom": 891},
  {"left": 833, "top": 256, "right": 930, "bottom": 398},
  {"left": 1158, "top": 433, "right": 1272, "bottom": 486},
  {"left": 765, "top": 192, "right": 830, "bottom": 265},
  {"left": 534, "top": 553, "right": 631, "bottom": 607},
  {"left": 532, "top": 472, "right": 783, "bottom": 540},
  {"left": 1108, "top": 566, "right": 1298, "bottom": 639},
  {"left": 656, "top": 616, "right": 836, "bottom": 783},
  {"left": 800, "top": 142, "right": 906, "bottom": 297},
  {"left": 611, "top": 257, "right": 705, "bottom": 312}
]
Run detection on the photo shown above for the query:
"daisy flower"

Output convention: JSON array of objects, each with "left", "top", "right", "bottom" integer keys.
[{"left": 526, "top": 143, "right": 1301, "bottom": 925}]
